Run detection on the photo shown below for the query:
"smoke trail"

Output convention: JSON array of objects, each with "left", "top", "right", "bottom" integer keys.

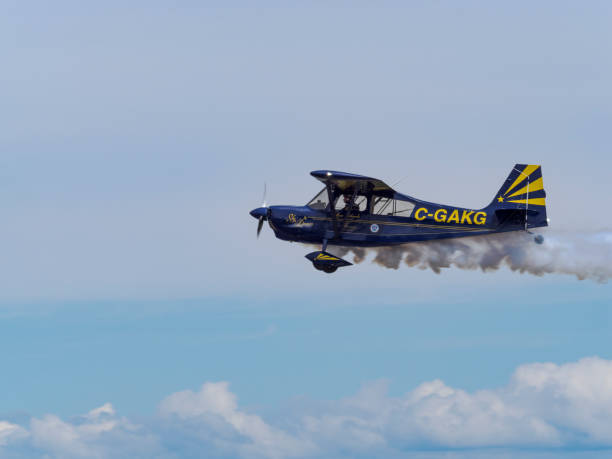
[{"left": 330, "top": 231, "right": 612, "bottom": 282}]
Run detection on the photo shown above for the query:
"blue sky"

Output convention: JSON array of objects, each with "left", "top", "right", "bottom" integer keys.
[{"left": 1, "top": 1, "right": 612, "bottom": 457}]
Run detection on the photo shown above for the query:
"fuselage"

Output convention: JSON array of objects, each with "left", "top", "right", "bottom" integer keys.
[{"left": 251, "top": 203, "right": 543, "bottom": 247}]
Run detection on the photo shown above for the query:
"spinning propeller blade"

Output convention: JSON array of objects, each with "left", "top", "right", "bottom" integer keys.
[
  {"left": 262, "top": 182, "right": 267, "bottom": 208},
  {"left": 253, "top": 183, "right": 269, "bottom": 238},
  {"left": 257, "top": 216, "right": 264, "bottom": 237}
]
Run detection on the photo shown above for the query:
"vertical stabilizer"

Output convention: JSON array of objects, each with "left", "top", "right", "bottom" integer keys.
[{"left": 486, "top": 164, "right": 548, "bottom": 228}]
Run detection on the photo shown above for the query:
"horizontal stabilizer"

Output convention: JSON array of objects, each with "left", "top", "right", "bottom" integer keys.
[
  {"left": 494, "top": 208, "right": 540, "bottom": 227},
  {"left": 305, "top": 251, "right": 352, "bottom": 270}
]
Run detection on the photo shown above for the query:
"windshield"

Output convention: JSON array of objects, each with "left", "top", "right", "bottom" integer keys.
[{"left": 306, "top": 188, "right": 330, "bottom": 210}]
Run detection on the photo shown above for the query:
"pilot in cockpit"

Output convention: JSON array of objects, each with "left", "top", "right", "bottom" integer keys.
[{"left": 341, "top": 194, "right": 360, "bottom": 215}]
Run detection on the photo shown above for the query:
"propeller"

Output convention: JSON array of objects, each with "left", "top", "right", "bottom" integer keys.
[
  {"left": 257, "top": 216, "right": 265, "bottom": 237},
  {"left": 261, "top": 182, "right": 267, "bottom": 209},
  {"left": 252, "top": 183, "right": 269, "bottom": 238}
]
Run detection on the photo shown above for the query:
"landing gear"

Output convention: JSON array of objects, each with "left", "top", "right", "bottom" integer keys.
[
  {"left": 314, "top": 264, "right": 337, "bottom": 274},
  {"left": 527, "top": 229, "right": 544, "bottom": 244},
  {"left": 305, "top": 240, "right": 352, "bottom": 273}
]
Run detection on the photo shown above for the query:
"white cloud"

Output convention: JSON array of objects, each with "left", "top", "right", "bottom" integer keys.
[
  {"left": 507, "top": 357, "right": 612, "bottom": 443},
  {"left": 0, "top": 420, "right": 28, "bottom": 446},
  {"left": 3, "top": 357, "right": 612, "bottom": 458},
  {"left": 159, "top": 381, "right": 315, "bottom": 458},
  {"left": 27, "top": 403, "right": 160, "bottom": 459},
  {"left": 86, "top": 403, "right": 115, "bottom": 420},
  {"left": 30, "top": 414, "right": 92, "bottom": 457}
]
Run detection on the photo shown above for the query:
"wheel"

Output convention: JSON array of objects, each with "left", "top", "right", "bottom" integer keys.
[{"left": 534, "top": 234, "right": 544, "bottom": 245}]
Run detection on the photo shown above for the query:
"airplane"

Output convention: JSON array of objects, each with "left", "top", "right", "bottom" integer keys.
[{"left": 250, "top": 164, "right": 548, "bottom": 273}]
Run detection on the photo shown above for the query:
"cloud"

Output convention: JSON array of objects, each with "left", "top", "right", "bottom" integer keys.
[
  {"left": 158, "top": 381, "right": 314, "bottom": 458},
  {"left": 0, "top": 421, "right": 28, "bottom": 446},
  {"left": 26, "top": 404, "right": 160, "bottom": 459},
  {"left": 3, "top": 357, "right": 612, "bottom": 458}
]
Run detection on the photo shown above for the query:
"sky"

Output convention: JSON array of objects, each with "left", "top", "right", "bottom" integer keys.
[{"left": 1, "top": 1, "right": 612, "bottom": 457}]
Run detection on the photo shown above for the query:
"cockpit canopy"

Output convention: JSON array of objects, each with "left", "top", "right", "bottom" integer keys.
[{"left": 306, "top": 188, "right": 415, "bottom": 216}]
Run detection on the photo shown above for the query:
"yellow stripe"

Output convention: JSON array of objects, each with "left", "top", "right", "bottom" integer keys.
[
  {"left": 315, "top": 218, "right": 485, "bottom": 231},
  {"left": 507, "top": 198, "right": 546, "bottom": 206},
  {"left": 341, "top": 230, "right": 494, "bottom": 237},
  {"left": 309, "top": 217, "right": 487, "bottom": 230},
  {"left": 316, "top": 254, "right": 339, "bottom": 260},
  {"left": 507, "top": 177, "right": 544, "bottom": 198},
  {"left": 505, "top": 165, "right": 540, "bottom": 196}
]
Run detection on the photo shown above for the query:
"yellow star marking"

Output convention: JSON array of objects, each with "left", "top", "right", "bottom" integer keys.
[{"left": 497, "top": 196, "right": 504, "bottom": 202}]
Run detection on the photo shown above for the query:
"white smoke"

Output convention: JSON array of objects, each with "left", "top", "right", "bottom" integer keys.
[{"left": 330, "top": 231, "right": 612, "bottom": 282}]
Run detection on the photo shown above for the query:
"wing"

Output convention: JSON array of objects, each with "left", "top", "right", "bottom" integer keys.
[{"left": 310, "top": 170, "right": 396, "bottom": 197}]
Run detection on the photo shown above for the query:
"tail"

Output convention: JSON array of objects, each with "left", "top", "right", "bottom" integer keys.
[{"left": 485, "top": 164, "right": 548, "bottom": 229}]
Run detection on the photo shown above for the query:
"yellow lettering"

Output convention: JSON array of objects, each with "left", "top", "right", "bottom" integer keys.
[
  {"left": 434, "top": 209, "right": 447, "bottom": 222},
  {"left": 414, "top": 207, "right": 427, "bottom": 220},
  {"left": 474, "top": 212, "right": 487, "bottom": 225},
  {"left": 460, "top": 210, "right": 474, "bottom": 224},
  {"left": 447, "top": 209, "right": 460, "bottom": 223}
]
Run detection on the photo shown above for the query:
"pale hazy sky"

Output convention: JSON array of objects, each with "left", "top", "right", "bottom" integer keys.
[{"left": 2, "top": 0, "right": 612, "bottom": 301}]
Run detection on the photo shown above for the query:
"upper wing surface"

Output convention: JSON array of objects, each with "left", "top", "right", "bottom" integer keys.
[{"left": 310, "top": 170, "right": 396, "bottom": 196}]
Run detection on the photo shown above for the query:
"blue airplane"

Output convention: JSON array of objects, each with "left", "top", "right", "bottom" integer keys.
[{"left": 250, "top": 164, "right": 547, "bottom": 273}]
